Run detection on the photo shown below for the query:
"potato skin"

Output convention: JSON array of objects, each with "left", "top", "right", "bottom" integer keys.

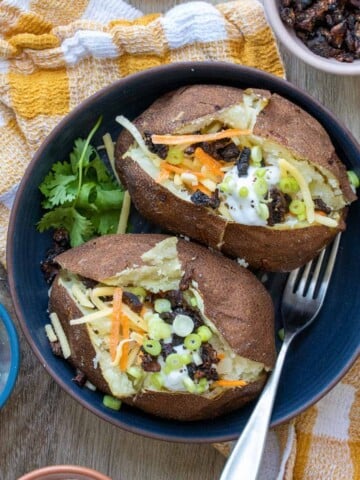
[
  {"left": 115, "top": 85, "right": 356, "bottom": 272},
  {"left": 50, "top": 233, "right": 276, "bottom": 421}
]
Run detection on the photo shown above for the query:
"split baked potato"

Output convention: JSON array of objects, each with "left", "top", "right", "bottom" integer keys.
[
  {"left": 115, "top": 85, "right": 356, "bottom": 271},
  {"left": 48, "top": 234, "right": 276, "bottom": 421}
]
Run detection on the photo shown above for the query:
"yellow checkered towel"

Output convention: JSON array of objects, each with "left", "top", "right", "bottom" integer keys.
[{"left": 0, "top": 1, "right": 358, "bottom": 479}]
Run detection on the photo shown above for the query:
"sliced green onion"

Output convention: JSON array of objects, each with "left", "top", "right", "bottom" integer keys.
[
  {"left": 190, "top": 297, "right": 198, "bottom": 307},
  {"left": 149, "top": 372, "right": 164, "bottom": 389},
  {"left": 148, "top": 321, "right": 172, "bottom": 340},
  {"left": 183, "top": 376, "right": 196, "bottom": 393},
  {"left": 254, "top": 178, "right": 268, "bottom": 197},
  {"left": 347, "top": 170, "right": 360, "bottom": 188},
  {"left": 143, "top": 339, "right": 162, "bottom": 356},
  {"left": 103, "top": 395, "right": 122, "bottom": 410},
  {"left": 196, "top": 377, "right": 209, "bottom": 393},
  {"left": 184, "top": 333, "right": 202, "bottom": 351},
  {"left": 154, "top": 298, "right": 172, "bottom": 313},
  {"left": 238, "top": 186, "right": 249, "bottom": 198},
  {"left": 165, "top": 353, "right": 183, "bottom": 372},
  {"left": 180, "top": 353, "right": 192, "bottom": 365},
  {"left": 297, "top": 213, "right": 307, "bottom": 222},
  {"left": 173, "top": 314, "right": 194, "bottom": 337},
  {"left": 197, "top": 325, "right": 212, "bottom": 342},
  {"left": 192, "top": 351, "right": 203, "bottom": 366},
  {"left": 250, "top": 145, "right": 262, "bottom": 165},
  {"left": 257, "top": 203, "right": 269, "bottom": 221},
  {"left": 289, "top": 199, "right": 305, "bottom": 215},
  {"left": 279, "top": 176, "right": 299, "bottom": 194},
  {"left": 127, "top": 366, "right": 143, "bottom": 379},
  {"left": 166, "top": 146, "right": 184, "bottom": 165},
  {"left": 255, "top": 168, "right": 266, "bottom": 178},
  {"left": 278, "top": 328, "right": 285, "bottom": 341},
  {"left": 125, "top": 286, "right": 147, "bottom": 300}
]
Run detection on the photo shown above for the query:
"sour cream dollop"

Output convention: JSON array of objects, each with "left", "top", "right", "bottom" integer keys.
[{"left": 220, "top": 165, "right": 280, "bottom": 226}]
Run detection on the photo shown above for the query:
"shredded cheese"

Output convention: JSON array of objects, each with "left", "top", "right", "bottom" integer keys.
[
  {"left": 121, "top": 303, "right": 148, "bottom": 331},
  {"left": 90, "top": 287, "right": 115, "bottom": 310},
  {"left": 130, "top": 331, "right": 144, "bottom": 345},
  {"left": 71, "top": 284, "right": 94, "bottom": 309},
  {"left": 111, "top": 338, "right": 134, "bottom": 367},
  {"left": 115, "top": 115, "right": 161, "bottom": 166},
  {"left": 70, "top": 307, "right": 113, "bottom": 325},
  {"left": 117, "top": 190, "right": 131, "bottom": 234},
  {"left": 102, "top": 132, "right": 122, "bottom": 186},
  {"left": 85, "top": 380, "right": 97, "bottom": 391},
  {"left": 45, "top": 323, "right": 57, "bottom": 343},
  {"left": 92, "top": 287, "right": 116, "bottom": 297},
  {"left": 50, "top": 312, "right": 71, "bottom": 359},
  {"left": 126, "top": 344, "right": 141, "bottom": 369},
  {"left": 278, "top": 158, "right": 315, "bottom": 224},
  {"left": 314, "top": 213, "right": 338, "bottom": 227}
]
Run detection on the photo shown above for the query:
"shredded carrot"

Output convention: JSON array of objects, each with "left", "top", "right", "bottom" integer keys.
[
  {"left": 212, "top": 379, "right": 248, "bottom": 388},
  {"left": 161, "top": 162, "right": 206, "bottom": 178},
  {"left": 110, "top": 288, "right": 123, "bottom": 361},
  {"left": 180, "top": 157, "right": 199, "bottom": 170},
  {"left": 314, "top": 210, "right": 326, "bottom": 216},
  {"left": 120, "top": 313, "right": 130, "bottom": 371},
  {"left": 151, "top": 128, "right": 251, "bottom": 145},
  {"left": 193, "top": 183, "right": 212, "bottom": 196},
  {"left": 140, "top": 305, "right": 149, "bottom": 318},
  {"left": 194, "top": 148, "right": 224, "bottom": 178},
  {"left": 217, "top": 353, "right": 226, "bottom": 360},
  {"left": 156, "top": 169, "right": 170, "bottom": 183}
]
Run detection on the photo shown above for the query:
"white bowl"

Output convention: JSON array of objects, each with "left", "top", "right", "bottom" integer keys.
[{"left": 264, "top": 0, "right": 360, "bottom": 75}]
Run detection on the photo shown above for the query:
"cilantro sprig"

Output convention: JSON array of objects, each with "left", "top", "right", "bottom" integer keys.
[{"left": 37, "top": 117, "right": 124, "bottom": 247}]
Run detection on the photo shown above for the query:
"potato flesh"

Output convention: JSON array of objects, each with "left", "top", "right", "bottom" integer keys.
[
  {"left": 125, "top": 96, "right": 346, "bottom": 228},
  {"left": 57, "top": 238, "right": 267, "bottom": 399}
]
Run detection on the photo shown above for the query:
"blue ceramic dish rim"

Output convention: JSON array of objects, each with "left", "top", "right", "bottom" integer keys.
[
  {"left": 0, "top": 304, "right": 20, "bottom": 409},
  {"left": 6, "top": 62, "right": 360, "bottom": 442}
]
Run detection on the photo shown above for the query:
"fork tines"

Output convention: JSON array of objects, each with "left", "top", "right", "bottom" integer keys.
[{"left": 286, "top": 233, "right": 341, "bottom": 300}]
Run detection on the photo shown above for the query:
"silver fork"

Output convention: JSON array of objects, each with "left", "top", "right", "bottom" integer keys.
[{"left": 220, "top": 233, "right": 341, "bottom": 480}]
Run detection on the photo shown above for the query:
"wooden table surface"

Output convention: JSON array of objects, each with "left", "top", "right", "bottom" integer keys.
[{"left": 1, "top": 1, "right": 359, "bottom": 479}]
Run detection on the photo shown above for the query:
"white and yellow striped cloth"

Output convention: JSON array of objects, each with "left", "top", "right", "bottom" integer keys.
[{"left": 0, "top": 1, "right": 358, "bottom": 479}]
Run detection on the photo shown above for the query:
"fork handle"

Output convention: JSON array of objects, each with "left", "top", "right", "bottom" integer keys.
[{"left": 219, "top": 335, "right": 293, "bottom": 480}]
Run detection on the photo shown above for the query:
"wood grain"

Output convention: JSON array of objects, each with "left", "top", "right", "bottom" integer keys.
[{"left": 1, "top": 1, "right": 359, "bottom": 479}]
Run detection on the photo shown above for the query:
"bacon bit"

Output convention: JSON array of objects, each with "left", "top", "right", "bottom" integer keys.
[
  {"left": 151, "top": 129, "right": 250, "bottom": 145},
  {"left": 194, "top": 148, "right": 224, "bottom": 179},
  {"left": 110, "top": 288, "right": 123, "bottom": 361},
  {"left": 212, "top": 379, "right": 248, "bottom": 388}
]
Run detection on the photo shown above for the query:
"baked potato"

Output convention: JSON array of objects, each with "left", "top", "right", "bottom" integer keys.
[
  {"left": 48, "top": 234, "right": 276, "bottom": 421},
  {"left": 115, "top": 85, "right": 356, "bottom": 271}
]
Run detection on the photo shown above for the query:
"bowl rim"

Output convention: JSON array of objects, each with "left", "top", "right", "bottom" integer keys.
[
  {"left": 0, "top": 303, "right": 20, "bottom": 409},
  {"left": 264, "top": 0, "right": 360, "bottom": 75},
  {"left": 6, "top": 61, "right": 360, "bottom": 442},
  {"left": 17, "top": 465, "right": 112, "bottom": 480}
]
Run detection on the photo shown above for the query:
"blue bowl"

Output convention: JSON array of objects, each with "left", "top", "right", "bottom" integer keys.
[
  {"left": 7, "top": 62, "right": 360, "bottom": 442},
  {"left": 0, "top": 304, "right": 20, "bottom": 409}
]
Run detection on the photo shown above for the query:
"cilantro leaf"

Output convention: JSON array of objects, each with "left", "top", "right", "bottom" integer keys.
[
  {"left": 41, "top": 173, "right": 77, "bottom": 207},
  {"left": 87, "top": 155, "right": 113, "bottom": 183},
  {"left": 90, "top": 209, "right": 121, "bottom": 235},
  {"left": 70, "top": 139, "right": 95, "bottom": 173},
  {"left": 37, "top": 116, "right": 125, "bottom": 247},
  {"left": 37, "top": 206, "right": 94, "bottom": 246}
]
